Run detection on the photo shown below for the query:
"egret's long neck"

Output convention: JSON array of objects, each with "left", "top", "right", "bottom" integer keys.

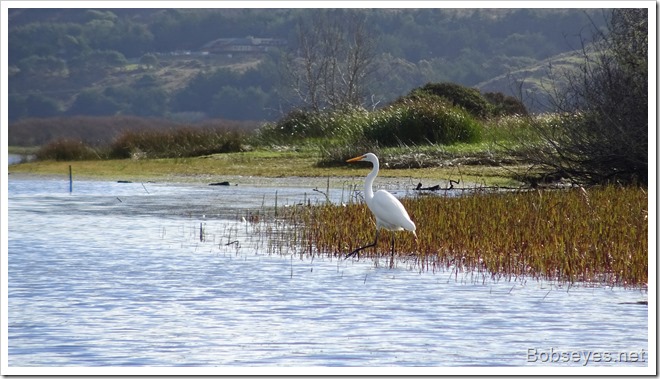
[{"left": 364, "top": 158, "right": 379, "bottom": 202}]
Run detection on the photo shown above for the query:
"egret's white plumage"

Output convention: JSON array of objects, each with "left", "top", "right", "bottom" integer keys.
[{"left": 345, "top": 153, "right": 416, "bottom": 260}]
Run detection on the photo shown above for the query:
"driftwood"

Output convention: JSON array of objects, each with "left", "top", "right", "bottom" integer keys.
[
  {"left": 414, "top": 179, "right": 461, "bottom": 191},
  {"left": 412, "top": 180, "right": 551, "bottom": 192}
]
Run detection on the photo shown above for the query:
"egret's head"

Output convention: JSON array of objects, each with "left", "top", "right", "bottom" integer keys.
[{"left": 346, "top": 153, "right": 378, "bottom": 164}]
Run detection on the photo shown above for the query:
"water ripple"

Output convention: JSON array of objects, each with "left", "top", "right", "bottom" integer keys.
[{"left": 7, "top": 178, "right": 648, "bottom": 368}]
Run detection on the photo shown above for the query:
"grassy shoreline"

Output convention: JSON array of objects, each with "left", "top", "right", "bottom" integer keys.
[{"left": 8, "top": 149, "right": 529, "bottom": 187}]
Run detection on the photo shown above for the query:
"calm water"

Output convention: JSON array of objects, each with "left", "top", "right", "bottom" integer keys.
[
  {"left": 7, "top": 177, "right": 648, "bottom": 368},
  {"left": 8, "top": 153, "right": 35, "bottom": 165}
]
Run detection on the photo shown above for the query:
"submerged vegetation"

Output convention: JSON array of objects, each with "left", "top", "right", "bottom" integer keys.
[{"left": 269, "top": 186, "right": 647, "bottom": 287}]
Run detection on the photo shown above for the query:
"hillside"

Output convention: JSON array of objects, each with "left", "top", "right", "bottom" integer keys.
[
  {"left": 475, "top": 49, "right": 586, "bottom": 112},
  {"left": 8, "top": 8, "right": 606, "bottom": 122}
]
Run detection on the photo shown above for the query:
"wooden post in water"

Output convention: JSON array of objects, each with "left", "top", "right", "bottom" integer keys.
[{"left": 69, "top": 165, "right": 73, "bottom": 193}]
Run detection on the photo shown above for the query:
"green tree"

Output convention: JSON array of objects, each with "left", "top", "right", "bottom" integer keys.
[
  {"left": 68, "top": 49, "right": 127, "bottom": 82},
  {"left": 129, "top": 88, "right": 168, "bottom": 116},
  {"left": 210, "top": 86, "right": 269, "bottom": 120},
  {"left": 8, "top": 95, "right": 28, "bottom": 121},
  {"left": 25, "top": 94, "right": 61, "bottom": 117},
  {"left": 171, "top": 68, "right": 241, "bottom": 113},
  {"left": 68, "top": 88, "right": 120, "bottom": 116},
  {"left": 139, "top": 53, "right": 159, "bottom": 69},
  {"left": 16, "top": 55, "right": 67, "bottom": 79}
]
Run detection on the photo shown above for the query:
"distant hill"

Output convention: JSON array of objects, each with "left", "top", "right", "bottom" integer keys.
[
  {"left": 8, "top": 8, "right": 606, "bottom": 121},
  {"left": 476, "top": 49, "right": 586, "bottom": 113}
]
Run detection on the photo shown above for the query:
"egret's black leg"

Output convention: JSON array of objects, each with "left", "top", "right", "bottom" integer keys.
[
  {"left": 345, "top": 230, "right": 379, "bottom": 260},
  {"left": 389, "top": 234, "right": 395, "bottom": 268}
]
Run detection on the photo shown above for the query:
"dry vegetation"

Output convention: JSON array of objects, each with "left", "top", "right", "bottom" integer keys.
[
  {"left": 8, "top": 115, "right": 260, "bottom": 148},
  {"left": 268, "top": 186, "right": 647, "bottom": 287}
]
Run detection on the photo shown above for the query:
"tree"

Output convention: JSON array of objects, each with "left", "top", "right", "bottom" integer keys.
[
  {"left": 17, "top": 55, "right": 67, "bottom": 77},
  {"left": 171, "top": 68, "right": 241, "bottom": 114},
  {"left": 67, "top": 88, "right": 120, "bottom": 116},
  {"left": 282, "top": 9, "right": 376, "bottom": 111},
  {"left": 139, "top": 53, "right": 159, "bottom": 69},
  {"left": 25, "top": 94, "right": 61, "bottom": 117},
  {"left": 68, "top": 49, "right": 127, "bottom": 83},
  {"left": 530, "top": 9, "right": 648, "bottom": 185},
  {"left": 8, "top": 95, "right": 28, "bottom": 121},
  {"left": 210, "top": 86, "right": 269, "bottom": 120}
]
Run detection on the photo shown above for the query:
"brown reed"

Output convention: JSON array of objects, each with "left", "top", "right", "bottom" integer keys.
[{"left": 274, "top": 186, "right": 648, "bottom": 287}]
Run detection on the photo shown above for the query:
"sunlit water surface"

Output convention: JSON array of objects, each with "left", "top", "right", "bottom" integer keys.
[{"left": 8, "top": 178, "right": 648, "bottom": 367}]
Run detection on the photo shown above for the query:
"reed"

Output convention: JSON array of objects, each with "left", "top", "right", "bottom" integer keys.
[{"left": 273, "top": 186, "right": 648, "bottom": 287}]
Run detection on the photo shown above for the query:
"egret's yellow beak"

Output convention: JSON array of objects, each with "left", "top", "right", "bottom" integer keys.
[{"left": 346, "top": 155, "right": 366, "bottom": 163}]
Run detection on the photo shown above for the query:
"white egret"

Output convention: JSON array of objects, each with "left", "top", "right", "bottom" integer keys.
[{"left": 345, "top": 153, "right": 416, "bottom": 264}]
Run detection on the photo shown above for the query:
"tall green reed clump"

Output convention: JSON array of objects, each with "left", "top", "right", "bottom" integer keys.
[
  {"left": 277, "top": 186, "right": 647, "bottom": 286},
  {"left": 256, "top": 96, "right": 484, "bottom": 164},
  {"left": 316, "top": 97, "right": 483, "bottom": 166},
  {"left": 255, "top": 106, "right": 369, "bottom": 145},
  {"left": 109, "top": 126, "right": 246, "bottom": 159},
  {"left": 363, "top": 97, "right": 482, "bottom": 147},
  {"left": 481, "top": 114, "right": 540, "bottom": 148}
]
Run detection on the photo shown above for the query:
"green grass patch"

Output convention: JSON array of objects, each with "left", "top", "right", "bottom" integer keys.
[
  {"left": 8, "top": 146, "right": 40, "bottom": 155},
  {"left": 9, "top": 148, "right": 530, "bottom": 186}
]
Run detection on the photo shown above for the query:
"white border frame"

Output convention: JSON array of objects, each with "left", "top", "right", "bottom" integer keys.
[{"left": 2, "top": 1, "right": 655, "bottom": 376}]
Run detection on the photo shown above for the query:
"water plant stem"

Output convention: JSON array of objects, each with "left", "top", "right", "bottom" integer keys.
[{"left": 275, "top": 186, "right": 647, "bottom": 287}]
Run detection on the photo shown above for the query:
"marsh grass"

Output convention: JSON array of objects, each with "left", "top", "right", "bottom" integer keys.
[
  {"left": 27, "top": 118, "right": 253, "bottom": 161},
  {"left": 35, "top": 138, "right": 102, "bottom": 161},
  {"left": 108, "top": 126, "right": 247, "bottom": 159},
  {"left": 272, "top": 186, "right": 647, "bottom": 287}
]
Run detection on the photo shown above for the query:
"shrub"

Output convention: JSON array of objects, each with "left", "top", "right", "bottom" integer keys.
[
  {"left": 35, "top": 138, "right": 101, "bottom": 161},
  {"left": 410, "top": 82, "right": 494, "bottom": 118},
  {"left": 109, "top": 127, "right": 245, "bottom": 159},
  {"left": 256, "top": 106, "right": 370, "bottom": 144},
  {"left": 363, "top": 97, "right": 482, "bottom": 147},
  {"left": 315, "top": 139, "right": 382, "bottom": 167},
  {"left": 483, "top": 91, "right": 528, "bottom": 116},
  {"left": 256, "top": 109, "right": 324, "bottom": 143}
]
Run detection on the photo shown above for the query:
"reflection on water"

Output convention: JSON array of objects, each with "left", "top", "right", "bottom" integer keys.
[{"left": 7, "top": 178, "right": 648, "bottom": 368}]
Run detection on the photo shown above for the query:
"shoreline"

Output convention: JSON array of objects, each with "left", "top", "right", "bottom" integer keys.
[
  {"left": 9, "top": 153, "right": 524, "bottom": 188},
  {"left": 8, "top": 171, "right": 461, "bottom": 192}
]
